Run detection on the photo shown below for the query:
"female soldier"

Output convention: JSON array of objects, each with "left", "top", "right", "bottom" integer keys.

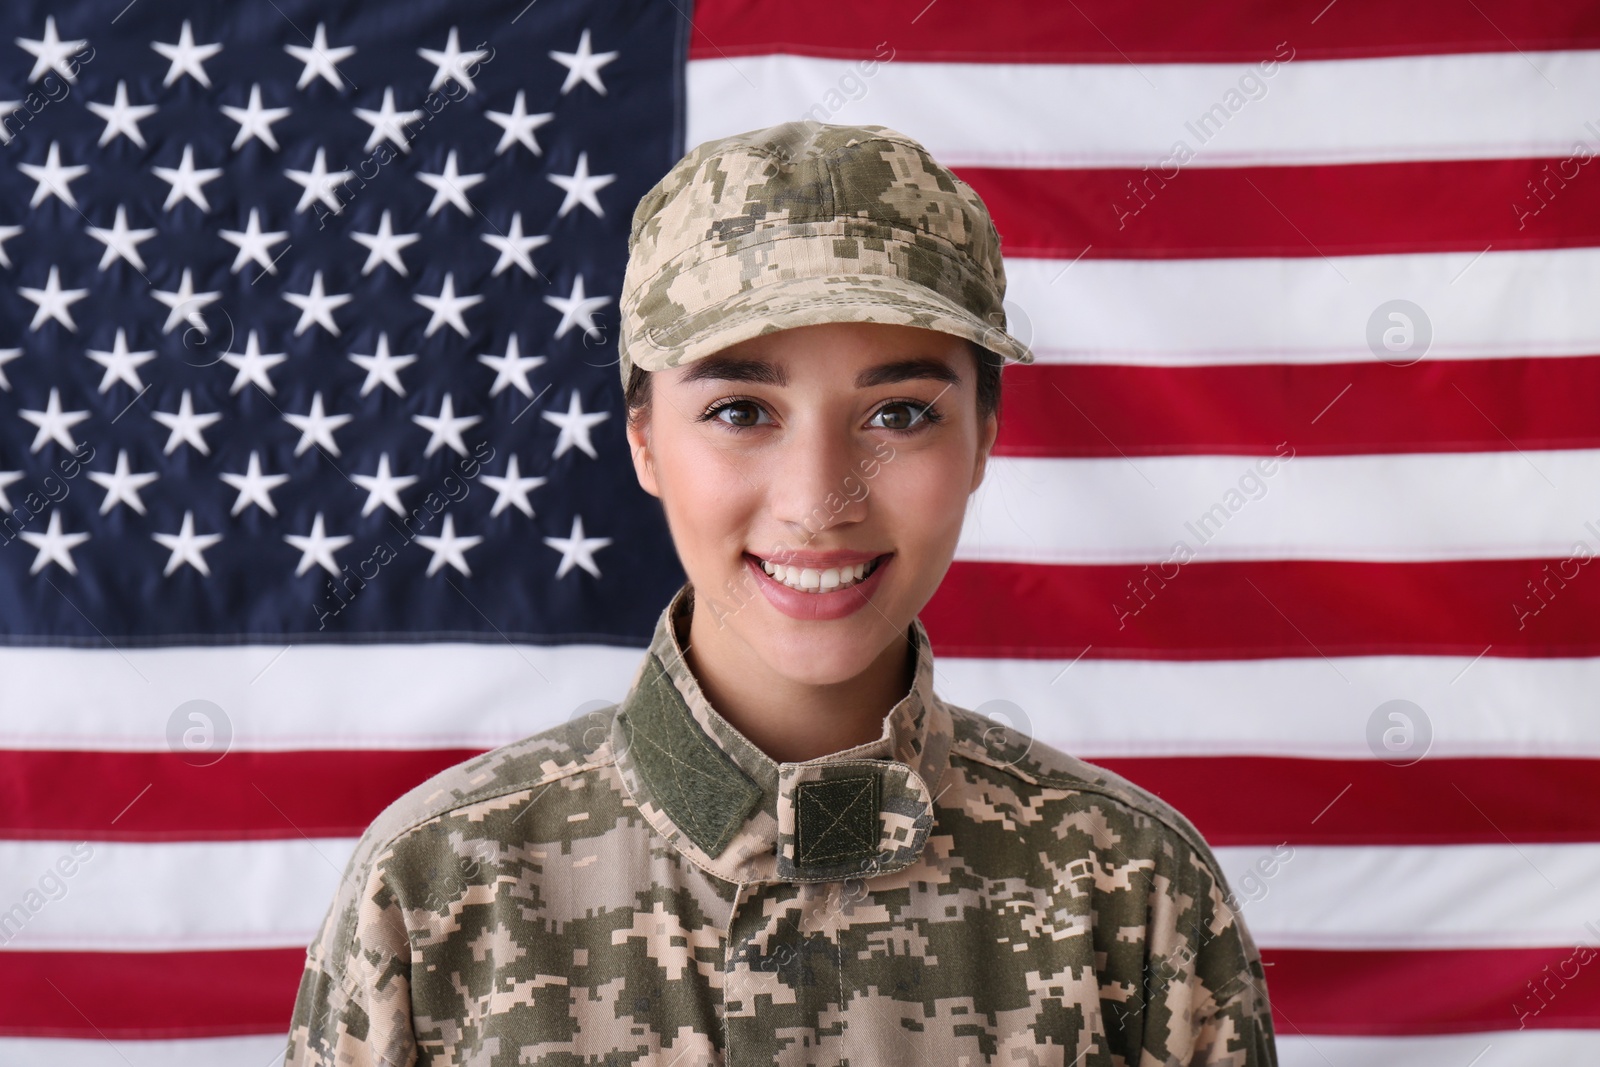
[{"left": 285, "top": 120, "right": 1277, "bottom": 1067}]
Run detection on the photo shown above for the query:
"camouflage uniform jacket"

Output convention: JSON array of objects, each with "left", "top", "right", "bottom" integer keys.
[{"left": 284, "top": 580, "right": 1278, "bottom": 1066}]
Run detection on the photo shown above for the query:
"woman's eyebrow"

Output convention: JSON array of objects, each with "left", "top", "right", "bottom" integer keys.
[
  {"left": 854, "top": 357, "right": 963, "bottom": 389},
  {"left": 678, "top": 355, "right": 962, "bottom": 388}
]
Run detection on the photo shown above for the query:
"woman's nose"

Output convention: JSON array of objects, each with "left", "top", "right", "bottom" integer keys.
[{"left": 766, "top": 421, "right": 870, "bottom": 533}]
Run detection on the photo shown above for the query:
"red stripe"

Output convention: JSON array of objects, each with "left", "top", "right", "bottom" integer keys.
[
  {"left": 925, "top": 559, "right": 1600, "bottom": 659},
  {"left": 0, "top": 748, "right": 475, "bottom": 842},
  {"left": 962, "top": 158, "right": 1600, "bottom": 260},
  {"left": 7, "top": 750, "right": 1598, "bottom": 846},
  {"left": 0, "top": 947, "right": 303, "bottom": 1039},
  {"left": 1264, "top": 946, "right": 1600, "bottom": 1034},
  {"left": 1097, "top": 757, "right": 1600, "bottom": 846},
  {"left": 691, "top": 0, "right": 1600, "bottom": 62},
  {"left": 4, "top": 945, "right": 1598, "bottom": 1039},
  {"left": 995, "top": 357, "right": 1600, "bottom": 458}
]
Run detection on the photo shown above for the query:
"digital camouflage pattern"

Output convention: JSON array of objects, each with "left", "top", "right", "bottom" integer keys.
[
  {"left": 615, "top": 119, "right": 1035, "bottom": 392},
  {"left": 284, "top": 579, "right": 1277, "bottom": 1066}
]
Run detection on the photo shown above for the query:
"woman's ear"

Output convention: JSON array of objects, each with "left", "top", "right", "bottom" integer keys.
[
  {"left": 626, "top": 417, "right": 661, "bottom": 498},
  {"left": 970, "top": 410, "right": 998, "bottom": 494}
]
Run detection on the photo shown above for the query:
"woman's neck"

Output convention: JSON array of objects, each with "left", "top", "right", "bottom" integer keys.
[{"left": 678, "top": 592, "right": 914, "bottom": 765}]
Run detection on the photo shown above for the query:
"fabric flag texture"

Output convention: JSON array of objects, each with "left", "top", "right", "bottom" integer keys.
[{"left": 1, "top": 1, "right": 1597, "bottom": 1065}]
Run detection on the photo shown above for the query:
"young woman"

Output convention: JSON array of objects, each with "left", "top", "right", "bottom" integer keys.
[{"left": 285, "top": 121, "right": 1277, "bottom": 1067}]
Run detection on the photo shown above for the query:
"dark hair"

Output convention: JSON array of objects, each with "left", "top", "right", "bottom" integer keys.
[{"left": 624, "top": 337, "right": 1004, "bottom": 433}]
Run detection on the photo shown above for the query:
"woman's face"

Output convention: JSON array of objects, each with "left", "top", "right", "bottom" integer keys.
[{"left": 626, "top": 320, "right": 998, "bottom": 686}]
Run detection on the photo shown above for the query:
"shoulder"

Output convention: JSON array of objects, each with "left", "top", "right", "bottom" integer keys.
[
  {"left": 358, "top": 708, "right": 616, "bottom": 858},
  {"left": 306, "top": 709, "right": 616, "bottom": 964},
  {"left": 943, "top": 700, "right": 1225, "bottom": 875}
]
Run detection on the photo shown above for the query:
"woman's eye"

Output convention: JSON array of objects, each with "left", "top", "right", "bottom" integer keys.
[
  {"left": 713, "top": 401, "right": 767, "bottom": 428},
  {"left": 872, "top": 401, "right": 933, "bottom": 431}
]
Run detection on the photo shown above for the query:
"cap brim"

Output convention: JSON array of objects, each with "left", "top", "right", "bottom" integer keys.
[{"left": 634, "top": 272, "right": 1035, "bottom": 373}]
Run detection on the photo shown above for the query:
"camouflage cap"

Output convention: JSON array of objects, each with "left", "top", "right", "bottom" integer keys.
[{"left": 616, "top": 119, "right": 1034, "bottom": 392}]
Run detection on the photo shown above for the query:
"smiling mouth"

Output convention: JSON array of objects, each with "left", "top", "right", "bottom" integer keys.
[{"left": 746, "top": 553, "right": 890, "bottom": 593}]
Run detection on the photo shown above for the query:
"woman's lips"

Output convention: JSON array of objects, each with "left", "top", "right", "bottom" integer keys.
[{"left": 743, "top": 552, "right": 892, "bottom": 622}]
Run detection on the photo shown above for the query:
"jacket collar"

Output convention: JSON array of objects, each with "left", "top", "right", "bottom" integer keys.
[{"left": 609, "top": 580, "right": 952, "bottom": 885}]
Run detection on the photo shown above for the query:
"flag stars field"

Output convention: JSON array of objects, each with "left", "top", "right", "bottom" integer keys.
[{"left": 1, "top": 5, "right": 650, "bottom": 695}]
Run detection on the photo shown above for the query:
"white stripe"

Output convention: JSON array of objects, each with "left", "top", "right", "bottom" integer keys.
[
  {"left": 963, "top": 452, "right": 1600, "bottom": 563},
  {"left": 0, "top": 1032, "right": 1590, "bottom": 1067},
  {"left": 4, "top": 836, "right": 1597, "bottom": 951},
  {"left": 1279, "top": 1032, "right": 1600, "bottom": 1067},
  {"left": 0, "top": 641, "right": 642, "bottom": 751},
  {"left": 0, "top": 838, "right": 355, "bottom": 951},
  {"left": 688, "top": 51, "right": 1600, "bottom": 168},
  {"left": 1217, "top": 844, "right": 1600, "bottom": 949},
  {"left": 945, "top": 654, "right": 1600, "bottom": 759},
  {"left": 0, "top": 1036, "right": 286, "bottom": 1067},
  {"left": 3, "top": 648, "right": 1599, "bottom": 759},
  {"left": 1006, "top": 247, "right": 1600, "bottom": 365}
]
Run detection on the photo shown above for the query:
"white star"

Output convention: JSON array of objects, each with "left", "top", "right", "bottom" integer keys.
[
  {"left": 412, "top": 393, "right": 481, "bottom": 458},
  {"left": 219, "top": 329, "right": 288, "bottom": 395},
  {"left": 543, "top": 273, "right": 610, "bottom": 341},
  {"left": 283, "top": 270, "right": 352, "bottom": 337},
  {"left": 481, "top": 211, "right": 549, "bottom": 279},
  {"left": 18, "top": 387, "right": 89, "bottom": 452},
  {"left": 481, "top": 455, "right": 546, "bottom": 518},
  {"left": 20, "top": 510, "right": 90, "bottom": 576},
  {"left": 548, "top": 151, "right": 615, "bottom": 219},
  {"left": 414, "top": 272, "right": 483, "bottom": 338},
  {"left": 87, "top": 449, "right": 159, "bottom": 516},
  {"left": 417, "top": 27, "right": 488, "bottom": 94},
  {"left": 220, "top": 450, "right": 290, "bottom": 516},
  {"left": 0, "top": 468, "right": 23, "bottom": 509},
  {"left": 152, "top": 510, "right": 224, "bottom": 578},
  {"left": 549, "top": 29, "right": 618, "bottom": 96},
  {"left": 413, "top": 513, "right": 482, "bottom": 577},
  {"left": 151, "top": 20, "right": 222, "bottom": 89},
  {"left": 85, "top": 328, "right": 157, "bottom": 393},
  {"left": 283, "top": 390, "right": 353, "bottom": 457},
  {"left": 152, "top": 388, "right": 222, "bottom": 455},
  {"left": 348, "top": 332, "right": 415, "bottom": 397},
  {"left": 543, "top": 390, "right": 611, "bottom": 460},
  {"left": 85, "top": 205, "right": 157, "bottom": 272},
  {"left": 485, "top": 90, "right": 554, "bottom": 156},
  {"left": 0, "top": 103, "right": 19, "bottom": 146},
  {"left": 284, "top": 22, "right": 355, "bottom": 90},
  {"left": 285, "top": 512, "right": 353, "bottom": 578},
  {"left": 354, "top": 87, "right": 423, "bottom": 152},
  {"left": 543, "top": 514, "right": 612, "bottom": 579},
  {"left": 351, "top": 209, "right": 419, "bottom": 276},
  {"left": 219, "top": 208, "right": 289, "bottom": 276},
  {"left": 351, "top": 453, "right": 417, "bottom": 517},
  {"left": 285, "top": 146, "right": 355, "bottom": 216},
  {"left": 0, "top": 348, "right": 22, "bottom": 390},
  {"left": 417, "top": 148, "right": 485, "bottom": 218},
  {"left": 152, "top": 144, "right": 223, "bottom": 213},
  {"left": 221, "top": 83, "right": 291, "bottom": 151},
  {"left": 19, "top": 266, "right": 88, "bottom": 332},
  {"left": 0, "top": 225, "right": 22, "bottom": 268},
  {"left": 478, "top": 334, "right": 545, "bottom": 398},
  {"left": 18, "top": 140, "right": 88, "bottom": 209},
  {"left": 87, "top": 80, "right": 158, "bottom": 147},
  {"left": 16, "top": 16, "right": 88, "bottom": 85},
  {"left": 151, "top": 268, "right": 221, "bottom": 335}
]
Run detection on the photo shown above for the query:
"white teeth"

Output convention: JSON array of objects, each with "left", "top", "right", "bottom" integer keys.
[{"left": 758, "top": 556, "right": 879, "bottom": 593}]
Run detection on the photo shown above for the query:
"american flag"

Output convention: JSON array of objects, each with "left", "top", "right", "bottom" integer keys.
[{"left": 3, "top": 0, "right": 1599, "bottom": 1064}]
